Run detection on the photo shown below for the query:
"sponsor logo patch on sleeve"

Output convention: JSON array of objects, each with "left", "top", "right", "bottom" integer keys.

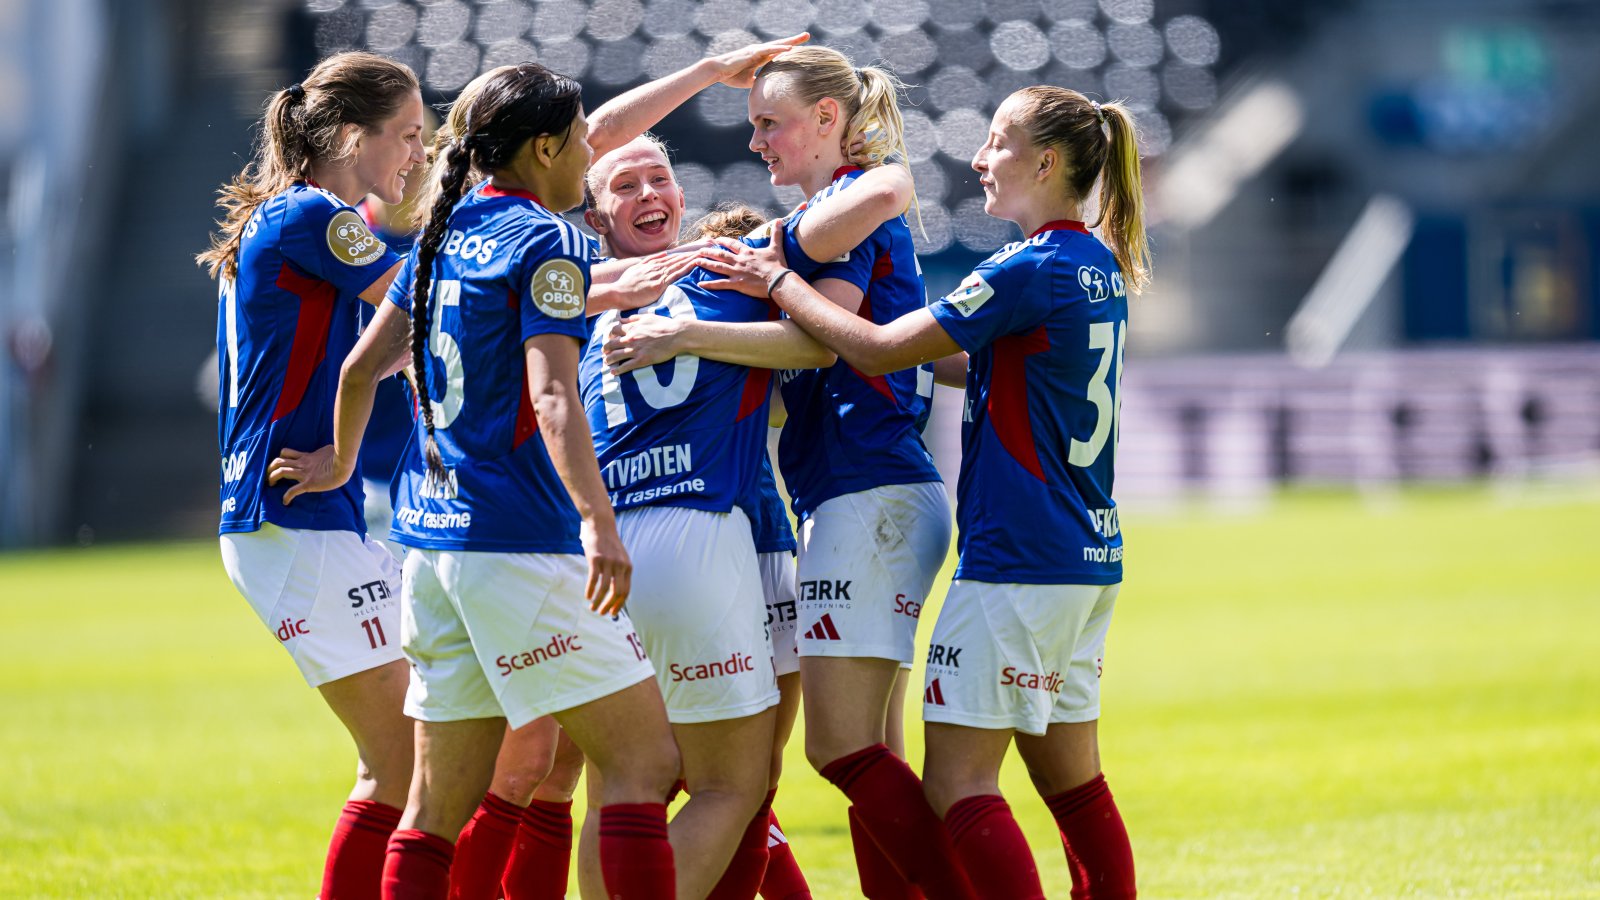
[
  {"left": 531, "top": 258, "right": 585, "bottom": 319},
  {"left": 943, "top": 272, "right": 994, "bottom": 317},
  {"left": 326, "top": 210, "right": 388, "bottom": 266}
]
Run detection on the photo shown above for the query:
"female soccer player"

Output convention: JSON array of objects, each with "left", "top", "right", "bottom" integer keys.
[
  {"left": 609, "top": 46, "right": 969, "bottom": 899},
  {"left": 697, "top": 86, "right": 1150, "bottom": 900},
  {"left": 584, "top": 134, "right": 915, "bottom": 900},
  {"left": 196, "top": 51, "right": 423, "bottom": 900}
]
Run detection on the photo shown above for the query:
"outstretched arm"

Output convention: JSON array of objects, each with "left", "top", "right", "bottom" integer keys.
[
  {"left": 269, "top": 300, "right": 413, "bottom": 501},
  {"left": 604, "top": 315, "right": 835, "bottom": 374},
  {"left": 587, "top": 34, "right": 809, "bottom": 159},
  {"left": 704, "top": 220, "right": 961, "bottom": 375},
  {"left": 525, "top": 333, "right": 631, "bottom": 615}
]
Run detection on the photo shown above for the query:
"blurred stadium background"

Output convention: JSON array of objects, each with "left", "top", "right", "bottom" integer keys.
[{"left": 3, "top": 0, "right": 1599, "bottom": 545}]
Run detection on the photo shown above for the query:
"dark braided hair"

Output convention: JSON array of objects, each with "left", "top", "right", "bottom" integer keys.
[{"left": 411, "top": 63, "right": 584, "bottom": 486}]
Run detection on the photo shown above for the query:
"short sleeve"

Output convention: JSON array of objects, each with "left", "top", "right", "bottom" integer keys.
[
  {"left": 516, "top": 223, "right": 591, "bottom": 344},
  {"left": 281, "top": 192, "right": 401, "bottom": 297},
  {"left": 384, "top": 247, "right": 419, "bottom": 315},
  {"left": 928, "top": 247, "right": 1048, "bottom": 352}
]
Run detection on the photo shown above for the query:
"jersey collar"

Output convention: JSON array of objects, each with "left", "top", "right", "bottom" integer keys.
[
  {"left": 1030, "top": 219, "right": 1090, "bottom": 238},
  {"left": 832, "top": 164, "right": 863, "bottom": 182},
  {"left": 480, "top": 182, "right": 545, "bottom": 207}
]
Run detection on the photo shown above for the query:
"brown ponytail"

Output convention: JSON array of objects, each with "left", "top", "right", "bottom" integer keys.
[
  {"left": 1012, "top": 87, "right": 1151, "bottom": 294},
  {"left": 197, "top": 52, "right": 419, "bottom": 280}
]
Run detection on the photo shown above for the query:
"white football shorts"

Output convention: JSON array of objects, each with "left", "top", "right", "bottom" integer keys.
[
  {"left": 401, "top": 549, "right": 657, "bottom": 730},
  {"left": 760, "top": 551, "right": 800, "bottom": 678},
  {"left": 619, "top": 505, "right": 779, "bottom": 725},
  {"left": 921, "top": 580, "right": 1120, "bottom": 736},
  {"left": 794, "top": 481, "right": 951, "bottom": 665},
  {"left": 220, "top": 523, "right": 404, "bottom": 688}
]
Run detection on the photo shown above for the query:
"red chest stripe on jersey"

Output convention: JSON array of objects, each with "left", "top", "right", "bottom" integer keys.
[
  {"left": 510, "top": 288, "right": 539, "bottom": 448},
  {"left": 988, "top": 325, "right": 1050, "bottom": 482},
  {"left": 847, "top": 251, "right": 899, "bottom": 405},
  {"left": 271, "top": 263, "right": 338, "bottom": 422}
]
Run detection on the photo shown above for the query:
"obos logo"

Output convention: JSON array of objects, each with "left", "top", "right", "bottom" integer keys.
[
  {"left": 532, "top": 258, "right": 584, "bottom": 319},
  {"left": 326, "top": 210, "right": 387, "bottom": 266},
  {"left": 1078, "top": 266, "right": 1109, "bottom": 302}
]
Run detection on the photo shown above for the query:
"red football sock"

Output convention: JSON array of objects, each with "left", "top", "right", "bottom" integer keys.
[
  {"left": 848, "top": 806, "right": 922, "bottom": 900},
  {"left": 382, "top": 829, "right": 455, "bottom": 900},
  {"left": 818, "top": 745, "right": 975, "bottom": 900},
  {"left": 321, "top": 800, "right": 403, "bottom": 900},
  {"left": 599, "top": 802, "right": 675, "bottom": 899},
  {"left": 706, "top": 792, "right": 774, "bottom": 900},
  {"left": 758, "top": 804, "right": 812, "bottom": 900},
  {"left": 945, "top": 795, "right": 1044, "bottom": 900},
  {"left": 448, "top": 792, "right": 522, "bottom": 900},
  {"left": 1044, "top": 774, "right": 1136, "bottom": 900},
  {"left": 501, "top": 798, "right": 573, "bottom": 900}
]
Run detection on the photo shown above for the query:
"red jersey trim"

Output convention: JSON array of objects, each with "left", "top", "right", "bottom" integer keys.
[
  {"left": 848, "top": 251, "right": 898, "bottom": 405},
  {"left": 271, "top": 263, "right": 339, "bottom": 423},
  {"left": 987, "top": 325, "right": 1050, "bottom": 482},
  {"left": 832, "top": 165, "right": 863, "bottom": 182},
  {"left": 510, "top": 287, "right": 540, "bottom": 448},
  {"left": 1030, "top": 219, "right": 1090, "bottom": 237},
  {"left": 480, "top": 182, "right": 545, "bottom": 206}
]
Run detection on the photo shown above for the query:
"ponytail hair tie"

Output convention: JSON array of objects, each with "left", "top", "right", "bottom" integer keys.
[
  {"left": 286, "top": 83, "right": 306, "bottom": 102},
  {"left": 1091, "top": 100, "right": 1106, "bottom": 123},
  {"left": 853, "top": 66, "right": 866, "bottom": 82}
]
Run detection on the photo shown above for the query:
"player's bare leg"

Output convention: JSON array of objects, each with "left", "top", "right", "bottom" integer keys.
[
  {"left": 802, "top": 657, "right": 974, "bottom": 900},
  {"left": 316, "top": 659, "right": 414, "bottom": 898},
  {"left": 769, "top": 672, "right": 803, "bottom": 789},
  {"left": 502, "top": 725, "right": 586, "bottom": 900},
  {"left": 576, "top": 760, "right": 608, "bottom": 900},
  {"left": 671, "top": 707, "right": 778, "bottom": 899},
  {"left": 400, "top": 717, "right": 509, "bottom": 837},
  {"left": 447, "top": 717, "right": 560, "bottom": 900},
  {"left": 884, "top": 667, "right": 910, "bottom": 758},
  {"left": 1016, "top": 720, "right": 1135, "bottom": 899},
  {"left": 318, "top": 658, "right": 415, "bottom": 807},
  {"left": 556, "top": 679, "right": 681, "bottom": 898},
  {"left": 923, "top": 723, "right": 1043, "bottom": 899},
  {"left": 489, "top": 716, "right": 561, "bottom": 805}
]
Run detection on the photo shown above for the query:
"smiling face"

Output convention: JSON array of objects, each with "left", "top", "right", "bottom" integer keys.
[
  {"left": 972, "top": 95, "right": 1048, "bottom": 226},
  {"left": 585, "top": 137, "right": 685, "bottom": 258},
  {"left": 353, "top": 90, "right": 426, "bottom": 205},
  {"left": 748, "top": 72, "right": 843, "bottom": 195}
]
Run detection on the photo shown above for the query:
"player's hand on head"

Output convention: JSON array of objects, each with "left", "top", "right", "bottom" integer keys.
[
  {"left": 267, "top": 445, "right": 350, "bottom": 504},
  {"left": 711, "top": 33, "right": 810, "bottom": 88},
  {"left": 580, "top": 519, "right": 632, "bottom": 615},
  {"left": 603, "top": 315, "right": 688, "bottom": 374}
]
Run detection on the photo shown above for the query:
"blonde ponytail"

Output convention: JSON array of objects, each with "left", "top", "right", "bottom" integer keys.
[{"left": 1012, "top": 87, "right": 1151, "bottom": 294}]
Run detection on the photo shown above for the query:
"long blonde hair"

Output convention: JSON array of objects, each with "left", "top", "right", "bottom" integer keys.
[
  {"left": 197, "top": 52, "right": 418, "bottom": 280},
  {"left": 1012, "top": 87, "right": 1151, "bottom": 294}
]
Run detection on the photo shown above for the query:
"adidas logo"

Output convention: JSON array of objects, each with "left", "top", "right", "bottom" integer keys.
[
  {"left": 802, "top": 614, "right": 842, "bottom": 641},
  {"left": 767, "top": 822, "right": 789, "bottom": 849},
  {"left": 925, "top": 678, "right": 947, "bottom": 706}
]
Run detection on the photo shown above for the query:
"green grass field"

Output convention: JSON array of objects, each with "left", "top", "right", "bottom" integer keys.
[{"left": 3, "top": 488, "right": 1598, "bottom": 898}]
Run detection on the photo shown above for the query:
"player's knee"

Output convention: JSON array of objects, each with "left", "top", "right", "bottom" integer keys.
[{"left": 601, "top": 741, "right": 680, "bottom": 803}]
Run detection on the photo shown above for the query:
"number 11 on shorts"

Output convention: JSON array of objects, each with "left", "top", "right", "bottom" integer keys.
[{"left": 361, "top": 617, "right": 388, "bottom": 650}]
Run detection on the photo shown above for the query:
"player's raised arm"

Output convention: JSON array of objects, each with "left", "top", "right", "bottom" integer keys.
[
  {"left": 586, "top": 33, "right": 810, "bottom": 159},
  {"left": 790, "top": 163, "right": 915, "bottom": 263}
]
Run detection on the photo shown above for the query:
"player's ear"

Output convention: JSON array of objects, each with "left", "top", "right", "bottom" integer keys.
[
  {"left": 816, "top": 97, "right": 840, "bottom": 137},
  {"left": 584, "top": 208, "right": 608, "bottom": 235},
  {"left": 1036, "top": 145, "right": 1058, "bottom": 183}
]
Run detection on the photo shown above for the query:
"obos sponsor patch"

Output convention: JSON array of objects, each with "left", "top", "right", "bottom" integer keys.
[
  {"left": 326, "top": 210, "right": 387, "bottom": 266},
  {"left": 532, "top": 258, "right": 585, "bottom": 319},
  {"left": 944, "top": 272, "right": 994, "bottom": 317}
]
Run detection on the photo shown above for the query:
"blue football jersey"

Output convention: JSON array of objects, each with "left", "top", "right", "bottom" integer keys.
[
  {"left": 386, "top": 182, "right": 592, "bottom": 553},
  {"left": 927, "top": 221, "right": 1129, "bottom": 585},
  {"left": 579, "top": 271, "right": 775, "bottom": 516},
  {"left": 775, "top": 166, "right": 940, "bottom": 518},
  {"left": 355, "top": 200, "right": 418, "bottom": 487},
  {"left": 741, "top": 452, "right": 796, "bottom": 554},
  {"left": 217, "top": 182, "right": 401, "bottom": 535}
]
